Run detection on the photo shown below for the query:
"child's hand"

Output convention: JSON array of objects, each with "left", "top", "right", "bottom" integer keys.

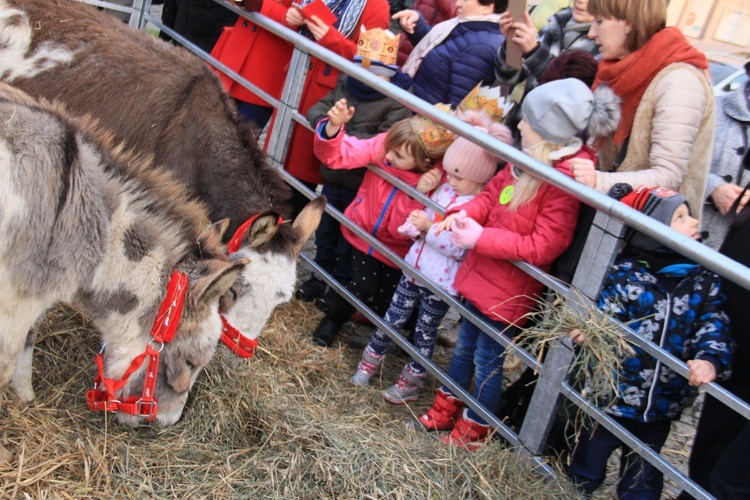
[
  {"left": 435, "top": 210, "right": 465, "bottom": 235},
  {"left": 687, "top": 359, "right": 717, "bottom": 387},
  {"left": 285, "top": 7, "right": 305, "bottom": 26},
  {"left": 325, "top": 99, "right": 355, "bottom": 136},
  {"left": 397, "top": 220, "right": 421, "bottom": 238},
  {"left": 450, "top": 215, "right": 483, "bottom": 249},
  {"left": 416, "top": 168, "right": 441, "bottom": 194},
  {"left": 409, "top": 210, "right": 432, "bottom": 232},
  {"left": 570, "top": 158, "right": 597, "bottom": 188},
  {"left": 570, "top": 329, "right": 586, "bottom": 345},
  {"left": 392, "top": 10, "right": 419, "bottom": 34},
  {"left": 305, "top": 15, "right": 331, "bottom": 40}
]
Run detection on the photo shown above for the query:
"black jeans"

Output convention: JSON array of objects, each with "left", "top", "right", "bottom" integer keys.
[
  {"left": 313, "top": 182, "right": 357, "bottom": 284},
  {"left": 568, "top": 417, "right": 672, "bottom": 499}
]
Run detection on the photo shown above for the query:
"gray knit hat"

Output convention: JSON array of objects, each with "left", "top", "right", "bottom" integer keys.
[{"left": 521, "top": 78, "right": 620, "bottom": 145}]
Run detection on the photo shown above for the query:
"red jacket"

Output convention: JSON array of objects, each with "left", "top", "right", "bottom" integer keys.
[
  {"left": 314, "top": 125, "right": 425, "bottom": 267},
  {"left": 212, "top": 0, "right": 389, "bottom": 184},
  {"left": 450, "top": 147, "right": 594, "bottom": 325}
]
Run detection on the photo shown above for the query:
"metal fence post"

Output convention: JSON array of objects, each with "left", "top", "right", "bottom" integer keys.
[
  {"left": 518, "top": 210, "right": 626, "bottom": 455},
  {"left": 264, "top": 48, "right": 310, "bottom": 169}
]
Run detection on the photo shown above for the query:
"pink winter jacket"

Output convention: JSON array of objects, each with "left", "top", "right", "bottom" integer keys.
[
  {"left": 313, "top": 123, "right": 425, "bottom": 267},
  {"left": 448, "top": 147, "right": 594, "bottom": 325}
]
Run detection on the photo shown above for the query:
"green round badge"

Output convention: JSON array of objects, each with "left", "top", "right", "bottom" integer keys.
[{"left": 499, "top": 185, "right": 514, "bottom": 205}]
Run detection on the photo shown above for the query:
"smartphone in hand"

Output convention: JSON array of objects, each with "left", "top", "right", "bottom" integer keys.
[{"left": 505, "top": 0, "right": 527, "bottom": 70}]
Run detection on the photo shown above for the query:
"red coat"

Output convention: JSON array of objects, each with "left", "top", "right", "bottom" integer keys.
[
  {"left": 212, "top": 0, "right": 389, "bottom": 184},
  {"left": 314, "top": 127, "right": 425, "bottom": 267},
  {"left": 212, "top": 0, "right": 295, "bottom": 106},
  {"left": 449, "top": 148, "right": 594, "bottom": 325}
]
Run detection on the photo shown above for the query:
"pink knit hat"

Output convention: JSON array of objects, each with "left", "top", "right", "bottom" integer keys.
[{"left": 442, "top": 111, "right": 513, "bottom": 184}]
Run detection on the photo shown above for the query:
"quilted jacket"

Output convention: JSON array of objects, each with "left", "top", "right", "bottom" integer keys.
[
  {"left": 405, "top": 14, "right": 503, "bottom": 107},
  {"left": 396, "top": 0, "right": 458, "bottom": 66},
  {"left": 597, "top": 259, "right": 733, "bottom": 422}
]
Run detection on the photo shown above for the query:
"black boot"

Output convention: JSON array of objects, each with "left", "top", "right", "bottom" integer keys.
[
  {"left": 295, "top": 275, "right": 327, "bottom": 301},
  {"left": 312, "top": 318, "right": 343, "bottom": 348}
]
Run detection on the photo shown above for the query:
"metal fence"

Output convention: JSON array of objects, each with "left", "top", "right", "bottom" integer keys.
[{"left": 92, "top": 1, "right": 750, "bottom": 497}]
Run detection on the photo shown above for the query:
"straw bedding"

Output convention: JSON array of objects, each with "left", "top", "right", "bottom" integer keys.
[{"left": 0, "top": 301, "right": 580, "bottom": 498}]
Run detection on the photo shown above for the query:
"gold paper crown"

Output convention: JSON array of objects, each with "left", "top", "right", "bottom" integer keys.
[
  {"left": 410, "top": 103, "right": 456, "bottom": 159},
  {"left": 457, "top": 83, "right": 506, "bottom": 123},
  {"left": 356, "top": 28, "right": 399, "bottom": 68}
]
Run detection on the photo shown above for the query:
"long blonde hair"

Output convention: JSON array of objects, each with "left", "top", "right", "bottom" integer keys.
[{"left": 507, "top": 141, "right": 565, "bottom": 211}]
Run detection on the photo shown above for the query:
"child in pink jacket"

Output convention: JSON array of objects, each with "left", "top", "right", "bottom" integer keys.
[
  {"left": 311, "top": 98, "right": 444, "bottom": 347},
  {"left": 349, "top": 111, "right": 513, "bottom": 405}
]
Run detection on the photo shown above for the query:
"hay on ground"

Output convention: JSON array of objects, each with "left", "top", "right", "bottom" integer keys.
[{"left": 0, "top": 300, "right": 580, "bottom": 498}]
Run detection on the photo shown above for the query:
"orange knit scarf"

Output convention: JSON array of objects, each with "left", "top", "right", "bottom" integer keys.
[{"left": 593, "top": 27, "right": 708, "bottom": 145}]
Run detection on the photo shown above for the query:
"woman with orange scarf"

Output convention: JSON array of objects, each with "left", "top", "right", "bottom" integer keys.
[{"left": 566, "top": 0, "right": 714, "bottom": 215}]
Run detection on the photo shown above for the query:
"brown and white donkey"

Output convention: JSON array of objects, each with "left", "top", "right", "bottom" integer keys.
[{"left": 0, "top": 0, "right": 325, "bottom": 362}]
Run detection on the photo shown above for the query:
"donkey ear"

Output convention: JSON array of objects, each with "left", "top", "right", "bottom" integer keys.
[
  {"left": 246, "top": 214, "right": 280, "bottom": 248},
  {"left": 192, "top": 259, "right": 247, "bottom": 308},
  {"left": 199, "top": 219, "right": 231, "bottom": 252},
  {"left": 291, "top": 196, "right": 326, "bottom": 256}
]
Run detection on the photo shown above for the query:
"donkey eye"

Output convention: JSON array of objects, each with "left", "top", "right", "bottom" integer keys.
[{"left": 185, "top": 359, "right": 197, "bottom": 371}]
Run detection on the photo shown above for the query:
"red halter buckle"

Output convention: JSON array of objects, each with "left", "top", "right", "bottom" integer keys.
[{"left": 86, "top": 270, "right": 188, "bottom": 420}]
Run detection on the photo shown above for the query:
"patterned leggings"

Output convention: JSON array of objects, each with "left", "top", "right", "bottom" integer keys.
[{"left": 365, "top": 276, "right": 451, "bottom": 376}]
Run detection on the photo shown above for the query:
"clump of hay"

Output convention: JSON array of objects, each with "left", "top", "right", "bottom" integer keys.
[
  {"left": 514, "top": 292, "right": 636, "bottom": 406},
  {"left": 0, "top": 301, "right": 580, "bottom": 498}
]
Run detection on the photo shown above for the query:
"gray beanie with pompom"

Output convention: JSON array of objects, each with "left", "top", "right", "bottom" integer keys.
[{"left": 521, "top": 78, "right": 621, "bottom": 146}]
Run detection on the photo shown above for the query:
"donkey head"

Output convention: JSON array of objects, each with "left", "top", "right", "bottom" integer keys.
[
  {"left": 104, "top": 221, "right": 247, "bottom": 427},
  {"left": 218, "top": 197, "right": 326, "bottom": 345}
]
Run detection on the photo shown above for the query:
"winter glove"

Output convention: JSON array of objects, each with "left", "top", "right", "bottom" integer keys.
[{"left": 450, "top": 215, "right": 483, "bottom": 249}]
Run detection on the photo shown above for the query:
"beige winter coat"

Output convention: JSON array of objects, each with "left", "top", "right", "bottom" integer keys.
[{"left": 594, "top": 62, "right": 715, "bottom": 215}]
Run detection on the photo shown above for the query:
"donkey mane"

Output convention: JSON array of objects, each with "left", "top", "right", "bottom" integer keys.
[{"left": 46, "top": 100, "right": 223, "bottom": 262}]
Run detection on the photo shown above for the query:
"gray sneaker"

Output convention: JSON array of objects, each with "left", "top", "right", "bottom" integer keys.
[
  {"left": 381, "top": 382, "right": 419, "bottom": 404},
  {"left": 350, "top": 369, "right": 373, "bottom": 387}
]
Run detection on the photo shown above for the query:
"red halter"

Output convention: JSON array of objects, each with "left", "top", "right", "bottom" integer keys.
[
  {"left": 86, "top": 270, "right": 188, "bottom": 420},
  {"left": 220, "top": 213, "right": 283, "bottom": 358}
]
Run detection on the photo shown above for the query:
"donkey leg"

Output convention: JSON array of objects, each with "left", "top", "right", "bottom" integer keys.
[
  {"left": 0, "top": 311, "right": 40, "bottom": 465},
  {"left": 9, "top": 327, "right": 37, "bottom": 402}
]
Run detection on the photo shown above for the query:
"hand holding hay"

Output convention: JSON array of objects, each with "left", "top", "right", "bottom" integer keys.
[{"left": 514, "top": 293, "right": 636, "bottom": 405}]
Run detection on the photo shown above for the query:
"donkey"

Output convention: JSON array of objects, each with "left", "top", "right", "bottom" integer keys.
[
  {"left": 0, "top": 82, "right": 262, "bottom": 463},
  {"left": 0, "top": 0, "right": 325, "bottom": 350}
]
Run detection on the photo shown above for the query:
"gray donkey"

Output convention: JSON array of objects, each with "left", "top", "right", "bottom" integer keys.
[
  {"left": 0, "top": 0, "right": 325, "bottom": 351},
  {"left": 0, "top": 83, "right": 251, "bottom": 463}
]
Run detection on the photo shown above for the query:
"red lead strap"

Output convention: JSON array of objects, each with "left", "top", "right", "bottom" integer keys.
[
  {"left": 86, "top": 270, "right": 189, "bottom": 420},
  {"left": 221, "top": 213, "right": 283, "bottom": 357}
]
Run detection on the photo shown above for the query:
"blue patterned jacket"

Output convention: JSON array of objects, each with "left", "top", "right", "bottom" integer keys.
[{"left": 596, "top": 258, "right": 733, "bottom": 422}]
